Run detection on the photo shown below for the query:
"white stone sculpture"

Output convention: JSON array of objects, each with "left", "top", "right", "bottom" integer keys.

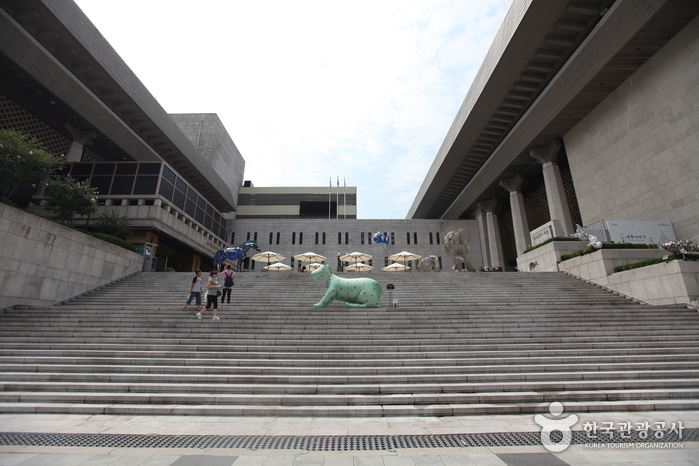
[
  {"left": 444, "top": 228, "right": 476, "bottom": 272},
  {"left": 417, "top": 255, "right": 440, "bottom": 272}
]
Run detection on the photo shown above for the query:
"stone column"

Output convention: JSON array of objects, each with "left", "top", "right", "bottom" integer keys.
[
  {"left": 500, "top": 174, "right": 531, "bottom": 257},
  {"left": 65, "top": 124, "right": 97, "bottom": 162},
  {"left": 530, "top": 140, "right": 574, "bottom": 236},
  {"left": 473, "top": 207, "right": 491, "bottom": 269},
  {"left": 479, "top": 198, "right": 504, "bottom": 269}
]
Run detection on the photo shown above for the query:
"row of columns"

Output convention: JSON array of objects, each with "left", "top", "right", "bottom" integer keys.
[{"left": 474, "top": 140, "right": 575, "bottom": 269}]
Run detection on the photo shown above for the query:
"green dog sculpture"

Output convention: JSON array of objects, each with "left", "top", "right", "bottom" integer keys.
[{"left": 310, "top": 262, "right": 383, "bottom": 308}]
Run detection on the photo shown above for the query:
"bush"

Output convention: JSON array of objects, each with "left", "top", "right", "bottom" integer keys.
[
  {"left": 561, "top": 243, "right": 659, "bottom": 262},
  {"left": 614, "top": 253, "right": 699, "bottom": 273},
  {"left": 0, "top": 129, "right": 65, "bottom": 199},
  {"left": 45, "top": 175, "right": 98, "bottom": 224},
  {"left": 523, "top": 237, "right": 582, "bottom": 254},
  {"left": 164, "top": 267, "right": 176, "bottom": 272},
  {"left": 89, "top": 232, "right": 136, "bottom": 252},
  {"left": 96, "top": 208, "right": 134, "bottom": 239}
]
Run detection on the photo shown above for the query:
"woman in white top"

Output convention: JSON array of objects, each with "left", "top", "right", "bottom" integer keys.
[{"left": 198, "top": 270, "right": 221, "bottom": 320}]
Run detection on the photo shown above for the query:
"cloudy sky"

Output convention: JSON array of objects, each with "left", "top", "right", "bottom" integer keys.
[{"left": 74, "top": 0, "right": 512, "bottom": 219}]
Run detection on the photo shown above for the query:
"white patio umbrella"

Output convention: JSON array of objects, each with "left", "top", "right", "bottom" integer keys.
[
  {"left": 251, "top": 251, "right": 286, "bottom": 267},
  {"left": 293, "top": 252, "right": 326, "bottom": 264},
  {"left": 388, "top": 251, "right": 422, "bottom": 273},
  {"left": 262, "top": 262, "right": 293, "bottom": 272},
  {"left": 346, "top": 262, "right": 373, "bottom": 272},
  {"left": 340, "top": 252, "right": 372, "bottom": 267},
  {"left": 382, "top": 263, "right": 410, "bottom": 272},
  {"left": 307, "top": 263, "right": 323, "bottom": 271}
]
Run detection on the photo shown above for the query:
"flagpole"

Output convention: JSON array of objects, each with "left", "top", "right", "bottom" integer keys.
[
  {"left": 328, "top": 177, "right": 331, "bottom": 220},
  {"left": 336, "top": 176, "right": 339, "bottom": 220},
  {"left": 344, "top": 178, "right": 346, "bottom": 220}
]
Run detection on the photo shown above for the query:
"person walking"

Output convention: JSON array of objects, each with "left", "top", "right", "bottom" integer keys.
[
  {"left": 183, "top": 269, "right": 203, "bottom": 313},
  {"left": 220, "top": 264, "right": 236, "bottom": 308},
  {"left": 199, "top": 270, "right": 221, "bottom": 320}
]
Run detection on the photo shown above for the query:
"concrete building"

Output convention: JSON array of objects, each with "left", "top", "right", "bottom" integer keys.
[
  {"left": 236, "top": 185, "right": 357, "bottom": 220},
  {"left": 409, "top": 0, "right": 699, "bottom": 270},
  {"left": 0, "top": 0, "right": 245, "bottom": 271}
]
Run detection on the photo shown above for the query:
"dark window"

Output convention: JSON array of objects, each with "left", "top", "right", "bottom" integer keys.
[
  {"left": 231, "top": 232, "right": 235, "bottom": 244},
  {"left": 185, "top": 198, "right": 196, "bottom": 217},
  {"left": 414, "top": 232, "right": 418, "bottom": 245},
  {"left": 322, "top": 233, "right": 326, "bottom": 244},
  {"left": 71, "top": 164, "right": 93, "bottom": 176},
  {"left": 138, "top": 163, "right": 161, "bottom": 175},
  {"left": 110, "top": 176, "right": 134, "bottom": 195},
  {"left": 361, "top": 232, "right": 365, "bottom": 245},
  {"left": 391, "top": 232, "right": 395, "bottom": 245},
  {"left": 407, "top": 232, "right": 411, "bottom": 244},
  {"left": 338, "top": 232, "right": 342, "bottom": 244},
  {"left": 299, "top": 232, "right": 303, "bottom": 245},
  {"left": 161, "top": 165, "right": 176, "bottom": 184},
  {"left": 385, "top": 257, "right": 388, "bottom": 267},
  {"left": 195, "top": 207, "right": 205, "bottom": 223},
  {"left": 93, "top": 163, "right": 115, "bottom": 176},
  {"left": 205, "top": 204, "right": 213, "bottom": 216},
  {"left": 133, "top": 176, "right": 158, "bottom": 195},
  {"left": 196, "top": 196, "right": 206, "bottom": 209},
  {"left": 247, "top": 232, "right": 251, "bottom": 241},
  {"left": 90, "top": 176, "right": 112, "bottom": 195},
  {"left": 292, "top": 232, "right": 296, "bottom": 244},
  {"left": 186, "top": 186, "right": 197, "bottom": 201},
  {"left": 276, "top": 232, "right": 280, "bottom": 244},
  {"left": 159, "top": 180, "right": 174, "bottom": 200},
  {"left": 204, "top": 215, "right": 212, "bottom": 230},
  {"left": 220, "top": 218, "right": 227, "bottom": 232},
  {"left": 254, "top": 232, "right": 257, "bottom": 241},
  {"left": 345, "top": 232, "right": 349, "bottom": 244},
  {"left": 269, "top": 232, "right": 273, "bottom": 244},
  {"left": 368, "top": 232, "right": 372, "bottom": 244},
  {"left": 438, "top": 257, "right": 442, "bottom": 270},
  {"left": 175, "top": 177, "right": 187, "bottom": 193},
  {"left": 172, "top": 189, "right": 185, "bottom": 209},
  {"left": 429, "top": 232, "right": 433, "bottom": 245},
  {"left": 315, "top": 232, "right": 319, "bottom": 245},
  {"left": 115, "top": 164, "right": 137, "bottom": 175},
  {"left": 214, "top": 211, "right": 221, "bottom": 223},
  {"left": 436, "top": 232, "right": 440, "bottom": 245}
]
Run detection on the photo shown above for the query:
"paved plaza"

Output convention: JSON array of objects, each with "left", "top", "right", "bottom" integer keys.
[{"left": 1, "top": 411, "right": 698, "bottom": 465}]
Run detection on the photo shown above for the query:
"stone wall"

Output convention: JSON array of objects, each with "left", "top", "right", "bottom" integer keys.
[
  {"left": 0, "top": 204, "right": 142, "bottom": 310},
  {"left": 564, "top": 16, "right": 699, "bottom": 242}
]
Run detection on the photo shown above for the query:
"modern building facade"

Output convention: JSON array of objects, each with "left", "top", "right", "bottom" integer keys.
[
  {"left": 409, "top": 0, "right": 699, "bottom": 270},
  {"left": 236, "top": 185, "right": 357, "bottom": 220},
  {"left": 0, "top": 0, "right": 245, "bottom": 271}
]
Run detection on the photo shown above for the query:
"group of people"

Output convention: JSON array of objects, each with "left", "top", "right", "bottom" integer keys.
[{"left": 183, "top": 264, "right": 236, "bottom": 320}]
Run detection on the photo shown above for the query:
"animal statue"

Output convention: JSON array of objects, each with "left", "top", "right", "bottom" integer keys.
[
  {"left": 213, "top": 240, "right": 260, "bottom": 271},
  {"left": 310, "top": 262, "right": 383, "bottom": 308},
  {"left": 417, "top": 255, "right": 440, "bottom": 272},
  {"left": 443, "top": 228, "right": 476, "bottom": 272}
]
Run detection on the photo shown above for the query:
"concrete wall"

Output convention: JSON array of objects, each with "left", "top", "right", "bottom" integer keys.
[
  {"left": 230, "top": 219, "right": 482, "bottom": 271},
  {"left": 564, "top": 16, "right": 699, "bottom": 242},
  {"left": 0, "top": 204, "right": 142, "bottom": 310},
  {"left": 516, "top": 241, "right": 586, "bottom": 272}
]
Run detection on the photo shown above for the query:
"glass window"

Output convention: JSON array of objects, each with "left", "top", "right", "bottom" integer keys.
[
  {"left": 429, "top": 232, "right": 433, "bottom": 245},
  {"left": 115, "top": 164, "right": 137, "bottom": 175},
  {"left": 299, "top": 232, "right": 303, "bottom": 245},
  {"left": 338, "top": 232, "right": 341, "bottom": 244},
  {"left": 345, "top": 232, "right": 349, "bottom": 244},
  {"left": 175, "top": 176, "right": 187, "bottom": 193},
  {"left": 195, "top": 207, "right": 205, "bottom": 223},
  {"left": 110, "top": 176, "right": 134, "bottom": 195},
  {"left": 186, "top": 186, "right": 197, "bottom": 201},
  {"left": 269, "top": 232, "right": 273, "bottom": 244},
  {"left": 204, "top": 215, "right": 213, "bottom": 230},
  {"left": 361, "top": 232, "right": 365, "bottom": 245},
  {"left": 205, "top": 204, "right": 213, "bottom": 216},
  {"left": 159, "top": 180, "right": 174, "bottom": 200},
  {"left": 133, "top": 176, "right": 158, "bottom": 195},
  {"left": 161, "top": 165, "right": 176, "bottom": 184},
  {"left": 322, "top": 232, "right": 326, "bottom": 244},
  {"left": 138, "top": 163, "right": 161, "bottom": 175},
  {"left": 276, "top": 232, "right": 280, "bottom": 244},
  {"left": 93, "top": 163, "right": 115, "bottom": 176},
  {"left": 436, "top": 232, "right": 440, "bottom": 245},
  {"left": 214, "top": 211, "right": 221, "bottom": 223},
  {"left": 173, "top": 189, "right": 185, "bottom": 209},
  {"left": 315, "top": 232, "right": 319, "bottom": 245},
  {"left": 71, "top": 164, "right": 93, "bottom": 176},
  {"left": 368, "top": 232, "right": 372, "bottom": 245},
  {"left": 391, "top": 232, "right": 395, "bottom": 245},
  {"left": 414, "top": 232, "right": 418, "bottom": 245},
  {"left": 196, "top": 196, "right": 206, "bottom": 209},
  {"left": 185, "top": 198, "right": 196, "bottom": 217},
  {"left": 407, "top": 232, "right": 410, "bottom": 244},
  {"left": 90, "top": 176, "right": 112, "bottom": 196}
]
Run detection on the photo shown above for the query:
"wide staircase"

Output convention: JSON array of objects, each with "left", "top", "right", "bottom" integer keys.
[{"left": 0, "top": 270, "right": 698, "bottom": 416}]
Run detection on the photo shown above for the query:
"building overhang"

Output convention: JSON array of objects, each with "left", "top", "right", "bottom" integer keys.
[{"left": 408, "top": 0, "right": 699, "bottom": 220}]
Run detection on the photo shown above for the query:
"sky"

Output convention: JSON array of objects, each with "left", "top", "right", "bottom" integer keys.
[{"left": 73, "top": 0, "right": 513, "bottom": 219}]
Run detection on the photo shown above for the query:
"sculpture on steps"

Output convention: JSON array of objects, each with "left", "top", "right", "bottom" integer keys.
[
  {"left": 310, "top": 262, "right": 383, "bottom": 308},
  {"left": 417, "top": 255, "right": 440, "bottom": 272},
  {"left": 443, "top": 228, "right": 476, "bottom": 272},
  {"left": 213, "top": 240, "right": 260, "bottom": 272}
]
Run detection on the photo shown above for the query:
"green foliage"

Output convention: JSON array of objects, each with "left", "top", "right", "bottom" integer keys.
[
  {"left": 96, "top": 208, "right": 134, "bottom": 239},
  {"left": 614, "top": 253, "right": 699, "bottom": 273},
  {"left": 561, "top": 243, "right": 660, "bottom": 262},
  {"left": 523, "top": 237, "right": 582, "bottom": 254},
  {"left": 0, "top": 128, "right": 65, "bottom": 199},
  {"left": 45, "top": 175, "right": 98, "bottom": 224},
  {"left": 89, "top": 232, "right": 137, "bottom": 252},
  {"left": 164, "top": 267, "right": 176, "bottom": 272}
]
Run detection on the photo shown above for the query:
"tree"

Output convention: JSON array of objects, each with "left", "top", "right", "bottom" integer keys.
[
  {"left": 45, "top": 175, "right": 98, "bottom": 224},
  {"left": 96, "top": 208, "right": 134, "bottom": 239},
  {"left": 0, "top": 128, "right": 65, "bottom": 199}
]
